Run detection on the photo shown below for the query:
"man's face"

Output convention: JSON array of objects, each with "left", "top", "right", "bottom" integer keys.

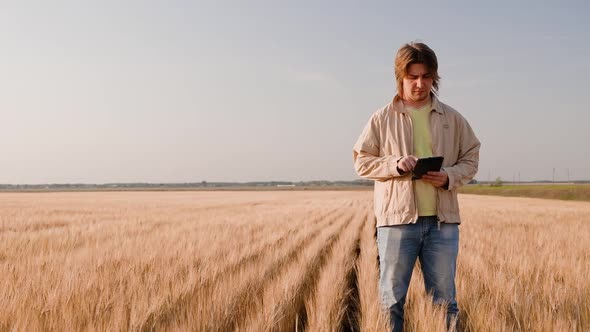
[{"left": 402, "top": 63, "right": 433, "bottom": 105}]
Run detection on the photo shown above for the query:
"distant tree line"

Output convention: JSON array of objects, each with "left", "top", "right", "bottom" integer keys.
[
  {"left": 3, "top": 178, "right": 588, "bottom": 191},
  {"left": 0, "top": 179, "right": 374, "bottom": 191}
]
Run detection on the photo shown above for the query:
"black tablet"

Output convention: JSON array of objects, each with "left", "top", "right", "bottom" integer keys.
[{"left": 412, "top": 156, "right": 444, "bottom": 180}]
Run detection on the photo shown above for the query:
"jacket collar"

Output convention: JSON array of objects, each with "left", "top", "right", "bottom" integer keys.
[{"left": 389, "top": 94, "right": 445, "bottom": 114}]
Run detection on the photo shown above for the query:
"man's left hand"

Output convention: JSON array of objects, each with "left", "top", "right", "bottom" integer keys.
[{"left": 422, "top": 170, "right": 449, "bottom": 188}]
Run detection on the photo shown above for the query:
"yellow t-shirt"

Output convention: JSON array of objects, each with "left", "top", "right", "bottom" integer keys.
[{"left": 407, "top": 102, "right": 437, "bottom": 216}]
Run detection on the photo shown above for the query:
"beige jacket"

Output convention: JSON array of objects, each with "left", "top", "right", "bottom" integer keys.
[{"left": 353, "top": 95, "right": 480, "bottom": 226}]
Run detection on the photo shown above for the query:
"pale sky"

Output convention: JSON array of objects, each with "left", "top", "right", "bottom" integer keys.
[{"left": 2, "top": 0, "right": 589, "bottom": 184}]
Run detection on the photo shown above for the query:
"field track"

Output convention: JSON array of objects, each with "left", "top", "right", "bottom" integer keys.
[{"left": 0, "top": 191, "right": 589, "bottom": 331}]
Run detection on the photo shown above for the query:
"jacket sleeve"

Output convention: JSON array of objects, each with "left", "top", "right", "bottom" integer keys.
[
  {"left": 442, "top": 115, "right": 480, "bottom": 191},
  {"left": 352, "top": 114, "right": 405, "bottom": 181}
]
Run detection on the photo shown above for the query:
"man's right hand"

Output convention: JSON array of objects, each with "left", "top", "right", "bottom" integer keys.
[{"left": 397, "top": 155, "right": 418, "bottom": 173}]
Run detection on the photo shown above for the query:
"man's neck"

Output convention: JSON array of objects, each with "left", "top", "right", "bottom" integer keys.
[{"left": 403, "top": 96, "right": 431, "bottom": 109}]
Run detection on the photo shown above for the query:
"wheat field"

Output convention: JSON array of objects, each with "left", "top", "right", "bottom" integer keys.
[{"left": 0, "top": 191, "right": 589, "bottom": 331}]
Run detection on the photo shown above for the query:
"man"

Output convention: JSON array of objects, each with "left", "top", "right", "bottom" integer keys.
[{"left": 352, "top": 42, "right": 480, "bottom": 331}]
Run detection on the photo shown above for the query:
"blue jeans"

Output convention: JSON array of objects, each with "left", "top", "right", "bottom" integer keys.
[{"left": 377, "top": 216, "right": 459, "bottom": 332}]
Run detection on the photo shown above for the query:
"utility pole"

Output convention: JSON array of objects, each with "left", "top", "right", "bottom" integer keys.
[
  {"left": 567, "top": 168, "right": 570, "bottom": 183},
  {"left": 552, "top": 168, "right": 555, "bottom": 184}
]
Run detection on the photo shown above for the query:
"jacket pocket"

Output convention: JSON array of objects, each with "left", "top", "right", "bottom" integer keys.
[
  {"left": 391, "top": 177, "right": 414, "bottom": 215},
  {"left": 374, "top": 180, "right": 390, "bottom": 216},
  {"left": 438, "top": 188, "right": 459, "bottom": 213}
]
